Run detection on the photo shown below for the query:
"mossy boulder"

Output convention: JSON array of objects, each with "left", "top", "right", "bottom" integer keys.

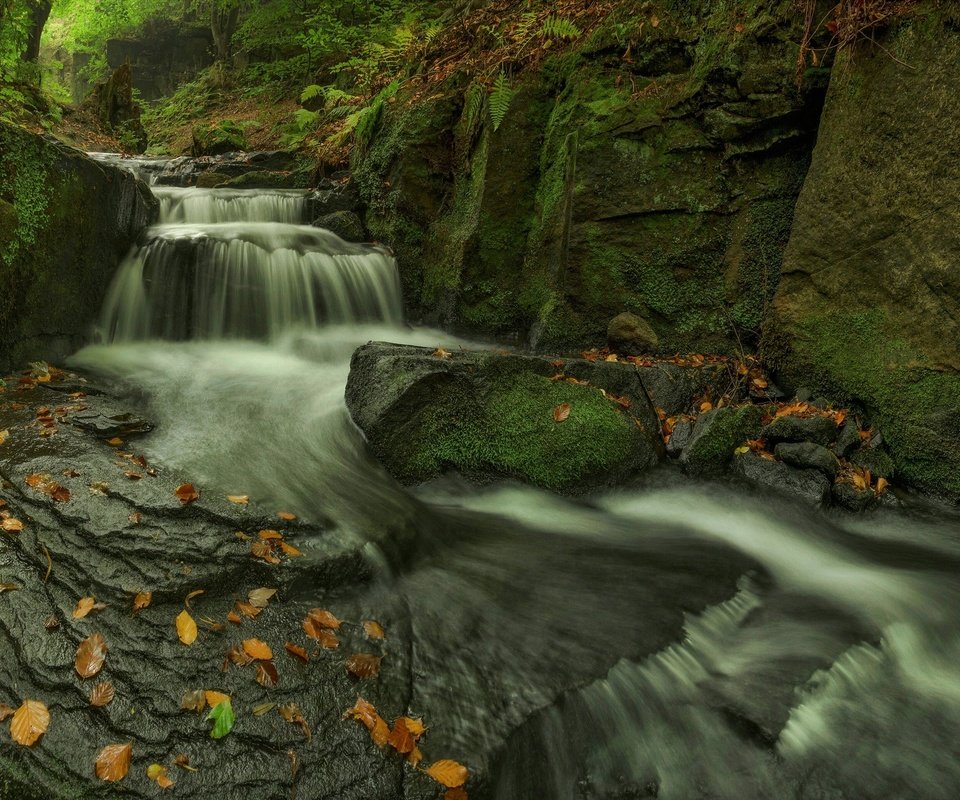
[
  {"left": 767, "top": 7, "right": 960, "bottom": 497},
  {"left": 191, "top": 120, "right": 247, "bottom": 157},
  {"left": 680, "top": 405, "right": 764, "bottom": 476},
  {"left": 344, "top": 343, "right": 664, "bottom": 493},
  {"left": 0, "top": 121, "right": 158, "bottom": 371}
]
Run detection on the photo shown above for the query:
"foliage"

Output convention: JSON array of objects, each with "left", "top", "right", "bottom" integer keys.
[{"left": 489, "top": 70, "right": 514, "bottom": 131}]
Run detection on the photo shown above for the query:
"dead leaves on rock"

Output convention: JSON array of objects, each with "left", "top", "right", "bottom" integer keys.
[
  {"left": 132, "top": 591, "right": 152, "bottom": 614},
  {"left": 10, "top": 699, "right": 49, "bottom": 746},
  {"left": 1, "top": 517, "right": 24, "bottom": 532},
  {"left": 24, "top": 472, "right": 71, "bottom": 503},
  {"left": 75, "top": 633, "right": 107, "bottom": 678},
  {"left": 242, "top": 638, "right": 273, "bottom": 661},
  {"left": 89, "top": 682, "right": 115, "bottom": 707},
  {"left": 425, "top": 759, "right": 470, "bottom": 789},
  {"left": 73, "top": 596, "right": 106, "bottom": 619},
  {"left": 95, "top": 742, "right": 132, "bottom": 782},
  {"left": 147, "top": 763, "right": 175, "bottom": 789},
  {"left": 345, "top": 653, "right": 382, "bottom": 680},
  {"left": 363, "top": 619, "right": 386, "bottom": 640},
  {"left": 174, "top": 483, "right": 199, "bottom": 504},
  {"left": 248, "top": 587, "right": 277, "bottom": 608},
  {"left": 176, "top": 610, "right": 198, "bottom": 645}
]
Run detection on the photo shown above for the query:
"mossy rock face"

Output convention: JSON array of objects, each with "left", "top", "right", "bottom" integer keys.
[
  {"left": 191, "top": 120, "right": 247, "bottom": 157},
  {"left": 216, "top": 170, "right": 300, "bottom": 189},
  {"left": 345, "top": 343, "right": 664, "bottom": 493},
  {"left": 768, "top": 8, "right": 960, "bottom": 497},
  {"left": 681, "top": 405, "right": 764, "bottom": 476},
  {"left": 0, "top": 121, "right": 158, "bottom": 371}
]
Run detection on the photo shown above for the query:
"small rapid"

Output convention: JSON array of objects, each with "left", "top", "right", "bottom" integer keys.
[{"left": 71, "top": 155, "right": 960, "bottom": 800}]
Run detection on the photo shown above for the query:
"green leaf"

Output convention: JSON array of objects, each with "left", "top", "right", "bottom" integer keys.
[
  {"left": 206, "top": 699, "right": 235, "bottom": 739},
  {"left": 490, "top": 70, "right": 515, "bottom": 132}
]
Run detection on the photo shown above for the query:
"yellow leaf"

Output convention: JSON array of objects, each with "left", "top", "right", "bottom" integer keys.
[
  {"left": 95, "top": 743, "right": 132, "bottom": 782},
  {"left": 432, "top": 347, "right": 451, "bottom": 359},
  {"left": 424, "top": 759, "right": 469, "bottom": 789},
  {"left": 735, "top": 446, "right": 750, "bottom": 455},
  {"left": 277, "top": 511, "right": 296, "bottom": 521},
  {"left": 10, "top": 700, "right": 49, "bottom": 746},
  {"left": 73, "top": 596, "right": 96, "bottom": 619},
  {"left": 227, "top": 495, "right": 249, "bottom": 505},
  {"left": 133, "top": 591, "right": 152, "bottom": 613},
  {"left": 204, "top": 690, "right": 230, "bottom": 708},
  {"left": 176, "top": 610, "right": 198, "bottom": 645},
  {"left": 242, "top": 638, "right": 273, "bottom": 660},
  {"left": 362, "top": 620, "right": 386, "bottom": 640}
]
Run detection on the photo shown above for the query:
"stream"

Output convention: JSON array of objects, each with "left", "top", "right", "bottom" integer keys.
[{"left": 63, "top": 156, "right": 960, "bottom": 799}]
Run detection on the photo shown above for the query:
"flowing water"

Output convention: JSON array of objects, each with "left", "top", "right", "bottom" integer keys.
[{"left": 71, "top": 156, "right": 960, "bottom": 800}]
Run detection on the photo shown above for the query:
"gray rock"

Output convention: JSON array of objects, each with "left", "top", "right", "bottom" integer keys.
[
  {"left": 607, "top": 312, "right": 658, "bottom": 356},
  {"left": 795, "top": 387, "right": 813, "bottom": 402},
  {"left": 775, "top": 441, "right": 839, "bottom": 480},
  {"left": 832, "top": 482, "right": 878, "bottom": 512},
  {"left": 762, "top": 414, "right": 837, "bottom": 447},
  {"left": 833, "top": 421, "right": 861, "bottom": 458},
  {"left": 680, "top": 405, "right": 764, "bottom": 476},
  {"left": 666, "top": 418, "right": 694, "bottom": 458},
  {"left": 635, "top": 363, "right": 731, "bottom": 417},
  {"left": 313, "top": 210, "right": 366, "bottom": 242},
  {"left": 734, "top": 452, "right": 831, "bottom": 506}
]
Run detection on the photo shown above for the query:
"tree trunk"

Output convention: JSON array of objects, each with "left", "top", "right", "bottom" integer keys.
[
  {"left": 20, "top": 0, "right": 52, "bottom": 62},
  {"left": 210, "top": 3, "right": 240, "bottom": 63}
]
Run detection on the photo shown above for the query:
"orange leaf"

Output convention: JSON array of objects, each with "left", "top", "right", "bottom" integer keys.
[
  {"left": 106, "top": 437, "right": 124, "bottom": 447},
  {"left": 204, "top": 690, "right": 230, "bottom": 707},
  {"left": 285, "top": 643, "right": 309, "bottom": 663},
  {"left": 408, "top": 746, "right": 424, "bottom": 768},
  {"left": 277, "top": 511, "right": 296, "bottom": 521},
  {"left": 401, "top": 716, "right": 426, "bottom": 739},
  {"left": 346, "top": 653, "right": 382, "bottom": 679},
  {"left": 176, "top": 610, "right": 198, "bottom": 645},
  {"left": 89, "top": 682, "right": 115, "bottom": 707},
  {"left": 73, "top": 596, "right": 96, "bottom": 619},
  {"left": 1, "top": 518, "right": 23, "bottom": 532},
  {"left": 279, "top": 541, "right": 303, "bottom": 557},
  {"left": 75, "top": 632, "right": 107, "bottom": 678},
  {"left": 258, "top": 529, "right": 283, "bottom": 540},
  {"left": 235, "top": 600, "right": 261, "bottom": 618},
  {"left": 362, "top": 620, "right": 386, "bottom": 640},
  {"left": 371, "top": 715, "right": 390, "bottom": 747},
  {"left": 304, "top": 608, "right": 341, "bottom": 632},
  {"left": 10, "top": 700, "right": 49, "bottom": 746},
  {"left": 147, "top": 763, "right": 174, "bottom": 789},
  {"left": 95, "top": 743, "right": 132, "bottom": 782},
  {"left": 242, "top": 638, "right": 273, "bottom": 660},
  {"left": 174, "top": 483, "right": 199, "bottom": 504},
  {"left": 387, "top": 718, "right": 415, "bottom": 753},
  {"left": 699, "top": 401, "right": 713, "bottom": 413},
  {"left": 344, "top": 697, "right": 379, "bottom": 730},
  {"left": 226, "top": 495, "right": 249, "bottom": 505},
  {"left": 251, "top": 540, "right": 280, "bottom": 564},
  {"left": 552, "top": 403, "right": 571, "bottom": 423},
  {"left": 876, "top": 477, "right": 889, "bottom": 496},
  {"left": 133, "top": 591, "right": 152, "bottom": 614},
  {"left": 425, "top": 759, "right": 469, "bottom": 789},
  {"left": 432, "top": 347, "right": 451, "bottom": 359},
  {"left": 227, "top": 610, "right": 242, "bottom": 624}
]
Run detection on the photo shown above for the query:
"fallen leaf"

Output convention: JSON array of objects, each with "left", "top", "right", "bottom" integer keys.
[
  {"left": 124, "top": 471, "right": 142, "bottom": 481},
  {"left": 10, "top": 700, "right": 49, "bottom": 746},
  {"left": 313, "top": 629, "right": 339, "bottom": 649},
  {"left": 43, "top": 614, "right": 59, "bottom": 630},
  {"left": 346, "top": 653, "right": 382, "bottom": 680},
  {"left": 89, "top": 682, "right": 115, "bottom": 707},
  {"left": 735, "top": 446, "right": 750, "bottom": 455},
  {"left": 258, "top": 529, "right": 283, "bottom": 540},
  {"left": 25, "top": 473, "right": 47, "bottom": 488},
  {"left": 173, "top": 753, "right": 196, "bottom": 771},
  {"left": 876, "top": 477, "right": 889, "bottom": 496},
  {"left": 699, "top": 401, "right": 713, "bottom": 412},
  {"left": 0, "top": 582, "right": 17, "bottom": 593},
  {"left": 344, "top": 697, "right": 379, "bottom": 730},
  {"left": 204, "top": 690, "right": 230, "bottom": 708},
  {"left": 184, "top": 589, "right": 205, "bottom": 608},
  {"left": 89, "top": 481, "right": 110, "bottom": 495},
  {"left": 227, "top": 495, "right": 249, "bottom": 505},
  {"left": 175, "top": 483, "right": 199, "bottom": 504},
  {"left": 0, "top": 430, "right": 7, "bottom": 445},
  {"left": 285, "top": 643, "right": 309, "bottom": 663},
  {"left": 650, "top": 13, "right": 660, "bottom": 27},
  {"left": 278, "top": 703, "right": 311, "bottom": 741},
  {"left": 425, "top": 759, "right": 470, "bottom": 789},
  {"left": 255, "top": 661, "right": 279, "bottom": 688},
  {"left": 106, "top": 437, "right": 124, "bottom": 447},
  {"left": 96, "top": 743, "right": 132, "bottom": 782},
  {"left": 251, "top": 541, "right": 280, "bottom": 564},
  {"left": 277, "top": 511, "right": 296, "bottom": 521},
  {"left": 552, "top": 402, "right": 571, "bottom": 423},
  {"left": 248, "top": 587, "right": 277, "bottom": 608},
  {"left": 401, "top": 717, "right": 426, "bottom": 739},
  {"left": 75, "top": 632, "right": 107, "bottom": 678},
  {"left": 408, "top": 746, "right": 424, "bottom": 768},
  {"left": 432, "top": 347, "right": 451, "bottom": 359},
  {"left": 133, "top": 591, "right": 152, "bottom": 614},
  {"left": 73, "top": 596, "right": 96, "bottom": 619},
  {"left": 444, "top": 789, "right": 468, "bottom": 800},
  {"left": 0, "top": 704, "right": 13, "bottom": 721},
  {"left": 304, "top": 608, "right": 341, "bottom": 633},
  {"left": 387, "top": 718, "right": 415, "bottom": 754},
  {"left": 63, "top": 468, "right": 80, "bottom": 478},
  {"left": 242, "top": 638, "right": 273, "bottom": 660},
  {"left": 225, "top": 646, "right": 254, "bottom": 668},
  {"left": 363, "top": 620, "right": 386, "bottom": 640},
  {"left": 227, "top": 610, "right": 242, "bottom": 625},
  {"left": 235, "top": 601, "right": 261, "bottom": 619},
  {"left": 128, "top": 512, "right": 142, "bottom": 524},
  {"left": 252, "top": 702, "right": 275, "bottom": 716},
  {"left": 1, "top": 518, "right": 23, "bottom": 532},
  {"left": 176, "top": 610, "right": 198, "bottom": 645},
  {"left": 181, "top": 690, "right": 206, "bottom": 713},
  {"left": 279, "top": 541, "right": 303, "bottom": 557},
  {"left": 147, "top": 763, "right": 174, "bottom": 789}
]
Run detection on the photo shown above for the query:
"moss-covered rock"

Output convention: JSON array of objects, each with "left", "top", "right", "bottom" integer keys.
[
  {"left": 767, "top": 6, "right": 960, "bottom": 497},
  {"left": 191, "top": 119, "right": 247, "bottom": 157},
  {"left": 680, "top": 405, "right": 764, "bottom": 476},
  {"left": 0, "top": 121, "right": 157, "bottom": 371},
  {"left": 344, "top": 343, "right": 664, "bottom": 493}
]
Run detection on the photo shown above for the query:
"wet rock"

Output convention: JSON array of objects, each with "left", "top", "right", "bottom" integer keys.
[
  {"left": 635, "top": 362, "right": 730, "bottom": 417},
  {"left": 607, "top": 312, "right": 658, "bottom": 356},
  {"left": 313, "top": 210, "right": 366, "bottom": 242},
  {"left": 666, "top": 418, "right": 694, "bottom": 458},
  {"left": 762, "top": 414, "right": 837, "bottom": 447},
  {"left": 680, "top": 406, "right": 763, "bottom": 477},
  {"left": 153, "top": 152, "right": 305, "bottom": 188},
  {"left": 306, "top": 176, "right": 363, "bottom": 217},
  {"left": 775, "top": 442, "right": 839, "bottom": 480},
  {"left": 733, "top": 452, "right": 830, "bottom": 506},
  {"left": 345, "top": 343, "right": 664, "bottom": 493},
  {"left": 831, "top": 482, "right": 878, "bottom": 512},
  {"left": 833, "top": 421, "right": 861, "bottom": 458},
  {"left": 851, "top": 446, "right": 895, "bottom": 478},
  {"left": 195, "top": 171, "right": 231, "bottom": 188}
]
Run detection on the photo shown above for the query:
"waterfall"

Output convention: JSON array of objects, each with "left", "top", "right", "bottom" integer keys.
[{"left": 96, "top": 161, "right": 403, "bottom": 343}]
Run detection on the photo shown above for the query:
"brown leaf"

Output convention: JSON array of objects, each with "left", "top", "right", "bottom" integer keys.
[
  {"left": 313, "top": 629, "right": 339, "bottom": 649},
  {"left": 147, "top": 763, "right": 174, "bottom": 789},
  {"left": 235, "top": 600, "right": 261, "bottom": 618},
  {"left": 43, "top": 614, "right": 59, "bottom": 631},
  {"left": 444, "top": 789, "right": 469, "bottom": 800},
  {"left": 89, "top": 682, "right": 115, "bottom": 707},
  {"left": 184, "top": 589, "right": 205, "bottom": 609},
  {"left": 176, "top": 610, "right": 198, "bottom": 645},
  {"left": 255, "top": 661, "right": 279, "bottom": 688},
  {"left": 73, "top": 596, "right": 96, "bottom": 619},
  {"left": 128, "top": 511, "right": 142, "bottom": 524},
  {"left": 552, "top": 402, "right": 571, "bottom": 423},
  {"left": 180, "top": 690, "right": 206, "bottom": 713},
  {"left": 105, "top": 437, "right": 124, "bottom": 447},
  {"left": 278, "top": 702, "right": 311, "bottom": 740},
  {"left": 279, "top": 541, "right": 303, "bottom": 557},
  {"left": 124, "top": 471, "right": 142, "bottom": 481},
  {"left": 226, "top": 645, "right": 254, "bottom": 667},
  {"left": 174, "top": 483, "right": 199, "bottom": 504},
  {"left": 277, "top": 511, "right": 296, "bottom": 521},
  {"left": 226, "top": 494, "right": 249, "bottom": 505},
  {"left": 204, "top": 690, "right": 230, "bottom": 708},
  {"left": 50, "top": 484, "right": 71, "bottom": 502},
  {"left": 304, "top": 608, "right": 341, "bottom": 634},
  {"left": 285, "top": 643, "right": 309, "bottom": 663},
  {"left": 25, "top": 473, "right": 47, "bottom": 488},
  {"left": 1, "top": 518, "right": 24, "bottom": 532},
  {"left": 173, "top": 753, "right": 196, "bottom": 771},
  {"left": 247, "top": 587, "right": 277, "bottom": 608},
  {"left": 425, "top": 759, "right": 469, "bottom": 789},
  {"left": 95, "top": 743, "right": 132, "bottom": 782},
  {"left": 242, "top": 638, "right": 273, "bottom": 660},
  {"left": 387, "top": 718, "right": 415, "bottom": 754},
  {"left": 362, "top": 620, "right": 386, "bottom": 640},
  {"left": 251, "top": 541, "right": 280, "bottom": 564},
  {"left": 75, "top": 632, "right": 107, "bottom": 678},
  {"left": 132, "top": 591, "right": 152, "bottom": 614},
  {"left": 10, "top": 700, "right": 49, "bottom": 746},
  {"left": 346, "top": 653, "right": 382, "bottom": 680},
  {"left": 0, "top": 582, "right": 17, "bottom": 593}
]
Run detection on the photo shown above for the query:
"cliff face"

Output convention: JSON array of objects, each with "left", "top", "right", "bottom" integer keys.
[
  {"left": 354, "top": 1, "right": 827, "bottom": 353},
  {"left": 0, "top": 122, "right": 158, "bottom": 372},
  {"left": 768, "top": 6, "right": 960, "bottom": 497}
]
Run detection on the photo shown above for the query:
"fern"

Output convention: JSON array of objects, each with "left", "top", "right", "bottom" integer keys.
[
  {"left": 300, "top": 84, "right": 324, "bottom": 104},
  {"left": 293, "top": 108, "right": 320, "bottom": 131},
  {"left": 463, "top": 80, "right": 485, "bottom": 134},
  {"left": 512, "top": 11, "right": 538, "bottom": 44},
  {"left": 489, "top": 71, "right": 514, "bottom": 132},
  {"left": 540, "top": 15, "right": 582, "bottom": 41}
]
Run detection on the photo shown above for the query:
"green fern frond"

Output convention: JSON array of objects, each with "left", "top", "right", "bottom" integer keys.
[
  {"left": 463, "top": 80, "right": 485, "bottom": 133},
  {"left": 512, "top": 11, "right": 538, "bottom": 44},
  {"left": 540, "top": 15, "right": 581, "bottom": 40},
  {"left": 299, "top": 84, "right": 324, "bottom": 103},
  {"left": 489, "top": 71, "right": 514, "bottom": 132},
  {"left": 293, "top": 108, "right": 320, "bottom": 132}
]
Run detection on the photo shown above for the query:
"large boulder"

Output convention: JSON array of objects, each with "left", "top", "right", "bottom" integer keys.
[
  {"left": 0, "top": 122, "right": 157, "bottom": 372},
  {"left": 344, "top": 343, "right": 664, "bottom": 492},
  {"left": 767, "top": 6, "right": 960, "bottom": 497},
  {"left": 607, "top": 312, "right": 658, "bottom": 356},
  {"left": 86, "top": 63, "right": 148, "bottom": 152}
]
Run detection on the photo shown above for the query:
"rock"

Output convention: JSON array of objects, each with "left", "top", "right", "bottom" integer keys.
[
  {"left": 191, "top": 120, "right": 247, "bottom": 157},
  {"left": 680, "top": 405, "right": 763, "bottom": 476},
  {"left": 831, "top": 482, "right": 878, "bottom": 512},
  {"left": 344, "top": 343, "right": 664, "bottom": 492},
  {"left": 307, "top": 175, "right": 362, "bottom": 217},
  {"left": 636, "top": 363, "right": 731, "bottom": 417},
  {"left": 85, "top": 62, "right": 148, "bottom": 152},
  {"left": 833, "top": 421, "right": 861, "bottom": 458},
  {"left": 734, "top": 452, "right": 831, "bottom": 506},
  {"left": 762, "top": 414, "right": 837, "bottom": 447},
  {"left": 666, "top": 418, "right": 694, "bottom": 458},
  {"left": 313, "top": 210, "right": 366, "bottom": 242},
  {"left": 767, "top": 14, "right": 960, "bottom": 497},
  {"left": 195, "top": 170, "right": 231, "bottom": 188},
  {"left": 607, "top": 312, "right": 658, "bottom": 356},
  {"left": 154, "top": 151, "right": 305, "bottom": 188},
  {"left": 851, "top": 447, "right": 895, "bottom": 478},
  {"left": 0, "top": 122, "right": 158, "bottom": 371},
  {"left": 775, "top": 442, "right": 839, "bottom": 480},
  {"left": 217, "top": 170, "right": 299, "bottom": 189},
  {"left": 795, "top": 387, "right": 813, "bottom": 402}
]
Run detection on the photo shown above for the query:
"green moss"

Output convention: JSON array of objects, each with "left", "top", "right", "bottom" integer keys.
[
  {"left": 399, "top": 371, "right": 641, "bottom": 491},
  {"left": 683, "top": 405, "right": 764, "bottom": 475},
  {"left": 191, "top": 119, "right": 247, "bottom": 156}
]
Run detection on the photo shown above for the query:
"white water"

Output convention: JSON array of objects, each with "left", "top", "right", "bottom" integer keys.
[
  {"left": 72, "top": 156, "right": 960, "bottom": 800},
  {"left": 154, "top": 186, "right": 308, "bottom": 224}
]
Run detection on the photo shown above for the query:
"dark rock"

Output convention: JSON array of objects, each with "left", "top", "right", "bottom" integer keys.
[
  {"left": 831, "top": 482, "right": 878, "bottom": 512},
  {"left": 607, "top": 312, "right": 658, "bottom": 356},
  {"left": 153, "top": 151, "right": 305, "bottom": 188},
  {"left": 195, "top": 171, "right": 231, "bottom": 188},
  {"left": 833, "top": 421, "right": 861, "bottom": 458},
  {"left": 666, "top": 418, "right": 694, "bottom": 458},
  {"left": 635, "top": 363, "right": 731, "bottom": 417},
  {"left": 218, "top": 170, "right": 299, "bottom": 189},
  {"left": 680, "top": 406, "right": 764, "bottom": 476},
  {"left": 85, "top": 63, "right": 148, "bottom": 153},
  {"left": 191, "top": 120, "right": 247, "bottom": 157},
  {"left": 851, "top": 447, "right": 895, "bottom": 478},
  {"left": 775, "top": 441, "right": 839, "bottom": 480},
  {"left": 762, "top": 414, "right": 837, "bottom": 447},
  {"left": 734, "top": 452, "right": 830, "bottom": 506},
  {"left": 0, "top": 122, "right": 158, "bottom": 371},
  {"left": 306, "top": 178, "right": 362, "bottom": 217},
  {"left": 313, "top": 210, "right": 366, "bottom": 242},
  {"left": 345, "top": 343, "right": 664, "bottom": 493},
  {"left": 795, "top": 387, "right": 812, "bottom": 402}
]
